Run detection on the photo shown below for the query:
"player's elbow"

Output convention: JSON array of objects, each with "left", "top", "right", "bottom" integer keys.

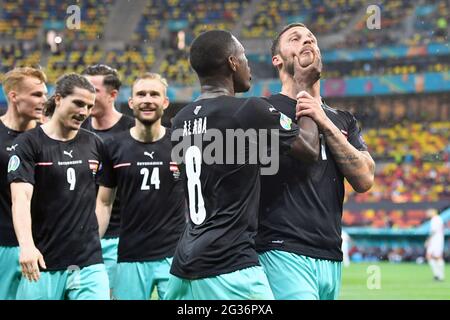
[
  {"left": 351, "top": 175, "right": 374, "bottom": 193},
  {"left": 352, "top": 157, "right": 375, "bottom": 193}
]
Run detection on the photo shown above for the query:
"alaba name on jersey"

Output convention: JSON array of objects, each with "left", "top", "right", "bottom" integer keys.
[{"left": 170, "top": 95, "right": 299, "bottom": 279}]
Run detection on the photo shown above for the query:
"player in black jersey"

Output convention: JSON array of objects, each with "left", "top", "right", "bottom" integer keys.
[
  {"left": 257, "top": 23, "right": 375, "bottom": 300},
  {"left": 8, "top": 73, "right": 109, "bottom": 300},
  {"left": 96, "top": 73, "right": 186, "bottom": 300},
  {"left": 0, "top": 67, "right": 48, "bottom": 300},
  {"left": 165, "top": 30, "right": 320, "bottom": 300},
  {"left": 81, "top": 64, "right": 134, "bottom": 292}
]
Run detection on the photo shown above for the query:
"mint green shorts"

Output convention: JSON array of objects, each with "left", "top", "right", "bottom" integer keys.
[
  {"left": 101, "top": 237, "right": 119, "bottom": 289},
  {"left": 16, "top": 263, "right": 110, "bottom": 300},
  {"left": 164, "top": 266, "right": 274, "bottom": 300},
  {"left": 259, "top": 250, "right": 342, "bottom": 300},
  {"left": 0, "top": 246, "right": 21, "bottom": 300},
  {"left": 112, "top": 257, "right": 173, "bottom": 300}
]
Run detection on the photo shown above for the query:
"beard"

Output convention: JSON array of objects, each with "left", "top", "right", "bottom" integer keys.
[
  {"left": 280, "top": 50, "right": 322, "bottom": 75},
  {"left": 133, "top": 104, "right": 164, "bottom": 126},
  {"left": 280, "top": 52, "right": 295, "bottom": 77}
]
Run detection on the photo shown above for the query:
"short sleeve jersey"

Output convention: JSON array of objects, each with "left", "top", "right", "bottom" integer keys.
[{"left": 7, "top": 127, "right": 106, "bottom": 270}]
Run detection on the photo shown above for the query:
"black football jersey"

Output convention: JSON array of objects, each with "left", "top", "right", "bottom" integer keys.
[
  {"left": 98, "top": 128, "right": 186, "bottom": 262},
  {"left": 257, "top": 94, "right": 368, "bottom": 261},
  {"left": 83, "top": 114, "right": 134, "bottom": 238},
  {"left": 0, "top": 119, "right": 29, "bottom": 246},
  {"left": 170, "top": 95, "right": 300, "bottom": 279},
  {"left": 7, "top": 127, "right": 106, "bottom": 270}
]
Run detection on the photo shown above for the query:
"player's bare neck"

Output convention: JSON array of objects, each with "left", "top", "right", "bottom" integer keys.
[
  {"left": 0, "top": 110, "right": 36, "bottom": 132},
  {"left": 130, "top": 121, "right": 165, "bottom": 143},
  {"left": 281, "top": 77, "right": 321, "bottom": 102},
  {"left": 91, "top": 107, "right": 122, "bottom": 130},
  {"left": 41, "top": 121, "right": 78, "bottom": 142},
  {"left": 197, "top": 79, "right": 234, "bottom": 100}
]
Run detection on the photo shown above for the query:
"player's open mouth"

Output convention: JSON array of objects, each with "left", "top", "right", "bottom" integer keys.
[{"left": 140, "top": 108, "right": 157, "bottom": 114}]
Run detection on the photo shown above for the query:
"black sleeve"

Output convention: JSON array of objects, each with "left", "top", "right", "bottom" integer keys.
[
  {"left": 7, "top": 133, "right": 38, "bottom": 185},
  {"left": 346, "top": 112, "right": 368, "bottom": 151},
  {"left": 95, "top": 136, "right": 117, "bottom": 188},
  {"left": 234, "top": 97, "right": 299, "bottom": 155}
]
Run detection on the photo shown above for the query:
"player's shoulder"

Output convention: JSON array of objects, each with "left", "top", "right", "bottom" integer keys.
[
  {"left": 10, "top": 126, "right": 42, "bottom": 155},
  {"left": 118, "top": 113, "right": 135, "bottom": 128},
  {"left": 78, "top": 127, "right": 105, "bottom": 145},
  {"left": 236, "top": 96, "right": 275, "bottom": 114},
  {"left": 16, "top": 125, "right": 41, "bottom": 142},
  {"left": 104, "top": 129, "right": 131, "bottom": 148},
  {"left": 243, "top": 95, "right": 271, "bottom": 106},
  {"left": 266, "top": 93, "right": 295, "bottom": 107},
  {"left": 323, "top": 103, "right": 358, "bottom": 126}
]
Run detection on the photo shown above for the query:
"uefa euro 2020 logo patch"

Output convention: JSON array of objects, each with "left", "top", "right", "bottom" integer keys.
[
  {"left": 7, "top": 155, "right": 20, "bottom": 173},
  {"left": 279, "top": 113, "right": 292, "bottom": 130}
]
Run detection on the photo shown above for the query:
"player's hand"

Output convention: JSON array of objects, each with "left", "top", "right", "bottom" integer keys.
[
  {"left": 293, "top": 50, "right": 322, "bottom": 91},
  {"left": 295, "top": 91, "right": 328, "bottom": 127},
  {"left": 19, "top": 245, "right": 46, "bottom": 282}
]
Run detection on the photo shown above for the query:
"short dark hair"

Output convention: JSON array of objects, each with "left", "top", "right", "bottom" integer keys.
[
  {"left": 81, "top": 64, "right": 121, "bottom": 91},
  {"left": 271, "top": 23, "right": 307, "bottom": 57},
  {"left": 189, "top": 30, "right": 236, "bottom": 78},
  {"left": 44, "top": 73, "right": 95, "bottom": 117}
]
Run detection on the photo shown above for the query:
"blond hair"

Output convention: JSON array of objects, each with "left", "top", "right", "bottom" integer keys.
[
  {"left": 2, "top": 67, "right": 47, "bottom": 98},
  {"left": 131, "top": 73, "right": 168, "bottom": 95}
]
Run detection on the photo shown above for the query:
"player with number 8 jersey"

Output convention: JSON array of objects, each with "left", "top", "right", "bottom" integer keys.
[{"left": 165, "top": 30, "right": 319, "bottom": 300}]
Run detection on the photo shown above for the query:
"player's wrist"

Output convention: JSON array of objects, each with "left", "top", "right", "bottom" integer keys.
[{"left": 321, "top": 118, "right": 339, "bottom": 136}]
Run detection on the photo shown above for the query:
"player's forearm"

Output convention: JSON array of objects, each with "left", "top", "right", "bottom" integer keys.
[
  {"left": 96, "top": 203, "right": 112, "bottom": 238},
  {"left": 322, "top": 119, "right": 375, "bottom": 193},
  {"left": 12, "top": 196, "right": 35, "bottom": 248},
  {"left": 290, "top": 116, "right": 320, "bottom": 163},
  {"left": 95, "top": 187, "right": 115, "bottom": 238}
]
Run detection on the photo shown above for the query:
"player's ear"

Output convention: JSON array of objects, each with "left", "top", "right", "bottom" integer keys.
[
  {"left": 272, "top": 54, "right": 282, "bottom": 68},
  {"left": 109, "top": 89, "right": 118, "bottom": 100},
  {"left": 7, "top": 91, "right": 17, "bottom": 104},
  {"left": 128, "top": 97, "right": 133, "bottom": 110},
  {"left": 54, "top": 94, "right": 61, "bottom": 107},
  {"left": 228, "top": 56, "right": 237, "bottom": 72},
  {"left": 162, "top": 96, "right": 169, "bottom": 110}
]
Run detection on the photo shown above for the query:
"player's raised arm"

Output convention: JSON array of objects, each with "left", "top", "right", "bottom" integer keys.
[
  {"left": 96, "top": 186, "right": 117, "bottom": 238},
  {"left": 11, "top": 182, "right": 46, "bottom": 282},
  {"left": 289, "top": 115, "right": 319, "bottom": 163},
  {"left": 296, "top": 92, "right": 375, "bottom": 192}
]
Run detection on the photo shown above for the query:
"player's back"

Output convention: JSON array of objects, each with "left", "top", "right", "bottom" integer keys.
[{"left": 170, "top": 95, "right": 273, "bottom": 279}]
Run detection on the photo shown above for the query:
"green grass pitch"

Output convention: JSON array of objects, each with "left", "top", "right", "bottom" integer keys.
[{"left": 340, "top": 262, "right": 450, "bottom": 300}]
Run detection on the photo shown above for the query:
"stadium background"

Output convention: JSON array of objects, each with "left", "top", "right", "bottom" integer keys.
[{"left": 0, "top": 0, "right": 449, "bottom": 299}]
